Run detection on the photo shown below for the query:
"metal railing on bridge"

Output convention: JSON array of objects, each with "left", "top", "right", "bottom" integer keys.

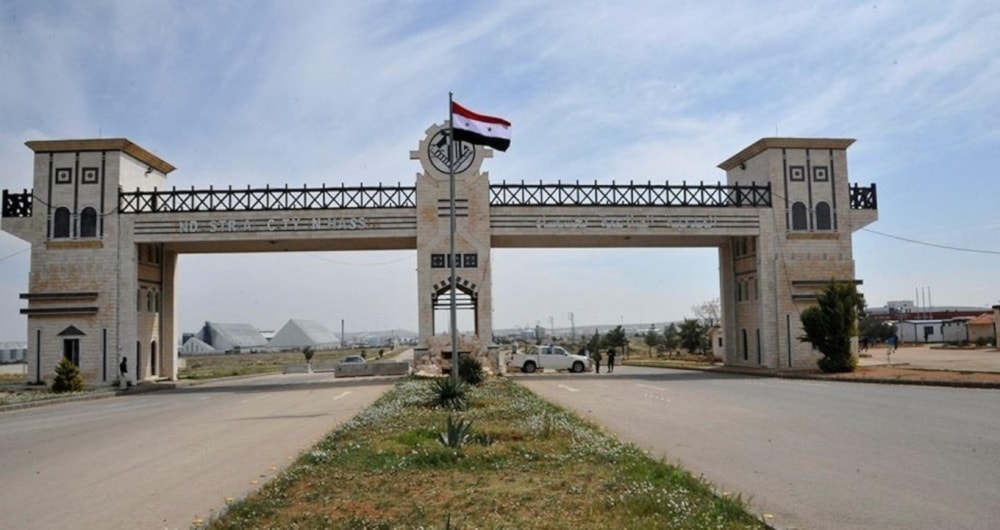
[
  {"left": 118, "top": 184, "right": 417, "bottom": 213},
  {"left": 1, "top": 189, "right": 33, "bottom": 217},
  {"left": 2, "top": 182, "right": 878, "bottom": 217},
  {"left": 488, "top": 180, "right": 773, "bottom": 207}
]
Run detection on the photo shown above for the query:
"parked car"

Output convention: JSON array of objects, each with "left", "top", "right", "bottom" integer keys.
[
  {"left": 340, "top": 355, "right": 366, "bottom": 364},
  {"left": 508, "top": 345, "right": 591, "bottom": 373}
]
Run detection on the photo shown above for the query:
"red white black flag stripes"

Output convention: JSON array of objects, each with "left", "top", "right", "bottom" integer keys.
[{"left": 450, "top": 101, "right": 511, "bottom": 152}]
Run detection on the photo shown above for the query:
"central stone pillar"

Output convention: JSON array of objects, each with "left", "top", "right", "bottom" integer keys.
[{"left": 410, "top": 123, "right": 497, "bottom": 374}]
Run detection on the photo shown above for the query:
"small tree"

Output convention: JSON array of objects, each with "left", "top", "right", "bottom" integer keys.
[
  {"left": 52, "top": 358, "right": 84, "bottom": 393},
  {"left": 678, "top": 319, "right": 705, "bottom": 354},
  {"left": 692, "top": 298, "right": 721, "bottom": 328},
  {"left": 662, "top": 323, "right": 681, "bottom": 355},
  {"left": 302, "top": 346, "right": 315, "bottom": 372},
  {"left": 800, "top": 280, "right": 860, "bottom": 373},
  {"left": 644, "top": 324, "right": 661, "bottom": 355},
  {"left": 604, "top": 325, "right": 628, "bottom": 356}
]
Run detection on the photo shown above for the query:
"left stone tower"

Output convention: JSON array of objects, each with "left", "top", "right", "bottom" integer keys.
[{"left": 2, "top": 139, "right": 175, "bottom": 385}]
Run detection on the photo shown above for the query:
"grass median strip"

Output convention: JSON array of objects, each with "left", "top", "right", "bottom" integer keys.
[{"left": 206, "top": 377, "right": 764, "bottom": 529}]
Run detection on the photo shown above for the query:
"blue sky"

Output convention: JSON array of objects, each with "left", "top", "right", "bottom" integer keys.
[{"left": 1, "top": 1, "right": 998, "bottom": 341}]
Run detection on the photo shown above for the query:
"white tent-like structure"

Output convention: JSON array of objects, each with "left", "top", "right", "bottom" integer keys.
[
  {"left": 268, "top": 319, "right": 341, "bottom": 350},
  {"left": 194, "top": 322, "right": 268, "bottom": 353},
  {"left": 178, "top": 336, "right": 219, "bottom": 356}
]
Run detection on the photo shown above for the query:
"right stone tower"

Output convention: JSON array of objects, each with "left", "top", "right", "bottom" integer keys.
[{"left": 717, "top": 138, "right": 878, "bottom": 369}]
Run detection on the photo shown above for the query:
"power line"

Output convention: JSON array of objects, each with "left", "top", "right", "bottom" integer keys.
[
  {"left": 0, "top": 247, "right": 30, "bottom": 262},
  {"left": 862, "top": 228, "right": 1000, "bottom": 255}
]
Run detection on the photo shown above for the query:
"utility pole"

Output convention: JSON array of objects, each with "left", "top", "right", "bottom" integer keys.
[
  {"left": 568, "top": 312, "right": 576, "bottom": 342},
  {"left": 548, "top": 316, "right": 555, "bottom": 338}
]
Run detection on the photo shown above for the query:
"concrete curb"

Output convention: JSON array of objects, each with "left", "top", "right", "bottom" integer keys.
[
  {"left": 624, "top": 361, "right": 1000, "bottom": 390},
  {"left": 0, "top": 380, "right": 177, "bottom": 413}
]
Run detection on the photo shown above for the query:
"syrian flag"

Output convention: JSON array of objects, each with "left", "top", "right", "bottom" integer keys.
[{"left": 451, "top": 101, "right": 511, "bottom": 152}]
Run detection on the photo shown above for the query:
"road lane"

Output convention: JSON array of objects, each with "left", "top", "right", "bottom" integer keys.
[
  {"left": 517, "top": 366, "right": 1000, "bottom": 530},
  {"left": 0, "top": 373, "right": 393, "bottom": 530}
]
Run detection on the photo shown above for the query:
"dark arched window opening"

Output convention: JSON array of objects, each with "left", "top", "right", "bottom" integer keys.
[
  {"left": 791, "top": 202, "right": 808, "bottom": 231},
  {"left": 80, "top": 207, "right": 98, "bottom": 237},
  {"left": 815, "top": 201, "right": 832, "bottom": 230},
  {"left": 150, "top": 341, "right": 158, "bottom": 376},
  {"left": 53, "top": 207, "right": 71, "bottom": 238},
  {"left": 742, "top": 329, "right": 749, "bottom": 361}
]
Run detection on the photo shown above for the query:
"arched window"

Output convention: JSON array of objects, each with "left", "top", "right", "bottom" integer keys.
[
  {"left": 150, "top": 341, "right": 158, "bottom": 376},
  {"left": 80, "top": 207, "right": 98, "bottom": 237},
  {"left": 791, "top": 202, "right": 808, "bottom": 231},
  {"left": 816, "top": 201, "right": 832, "bottom": 230},
  {"left": 756, "top": 329, "right": 762, "bottom": 364},
  {"left": 53, "top": 207, "right": 71, "bottom": 238}
]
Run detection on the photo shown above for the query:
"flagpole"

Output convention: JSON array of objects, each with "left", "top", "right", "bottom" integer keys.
[{"left": 447, "top": 92, "right": 459, "bottom": 382}]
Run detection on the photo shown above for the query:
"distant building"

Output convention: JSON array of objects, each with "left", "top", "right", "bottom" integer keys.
[
  {"left": 268, "top": 319, "right": 341, "bottom": 350},
  {"left": 0, "top": 341, "right": 28, "bottom": 363},
  {"left": 897, "top": 319, "right": 945, "bottom": 344},
  {"left": 178, "top": 336, "right": 219, "bottom": 356},
  {"left": 868, "top": 301, "right": 990, "bottom": 322},
  {"left": 941, "top": 313, "right": 996, "bottom": 344},
  {"left": 194, "top": 322, "right": 268, "bottom": 353}
]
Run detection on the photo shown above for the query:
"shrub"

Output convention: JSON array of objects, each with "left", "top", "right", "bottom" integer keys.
[
  {"left": 52, "top": 358, "right": 84, "bottom": 393},
  {"left": 458, "top": 355, "right": 484, "bottom": 386},
  {"left": 800, "top": 280, "right": 860, "bottom": 373},
  {"left": 429, "top": 377, "right": 468, "bottom": 410},
  {"left": 438, "top": 415, "right": 474, "bottom": 448}
]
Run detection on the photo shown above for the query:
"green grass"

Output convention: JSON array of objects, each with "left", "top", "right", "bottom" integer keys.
[{"left": 206, "top": 377, "right": 765, "bottom": 529}]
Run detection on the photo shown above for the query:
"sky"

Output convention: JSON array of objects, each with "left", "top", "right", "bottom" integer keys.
[{"left": 1, "top": 1, "right": 998, "bottom": 342}]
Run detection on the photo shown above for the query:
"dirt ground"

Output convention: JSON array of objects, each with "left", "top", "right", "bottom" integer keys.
[
  {"left": 825, "top": 364, "right": 1000, "bottom": 385},
  {"left": 804, "top": 344, "right": 1000, "bottom": 386}
]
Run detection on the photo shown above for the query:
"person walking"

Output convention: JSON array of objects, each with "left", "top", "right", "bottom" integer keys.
[
  {"left": 593, "top": 350, "right": 602, "bottom": 373},
  {"left": 886, "top": 332, "right": 898, "bottom": 365},
  {"left": 607, "top": 348, "right": 616, "bottom": 373}
]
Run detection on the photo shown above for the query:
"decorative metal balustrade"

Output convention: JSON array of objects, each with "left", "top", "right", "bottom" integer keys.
[
  {"left": 2, "top": 189, "right": 32, "bottom": 218},
  {"left": 119, "top": 184, "right": 416, "bottom": 213},
  {"left": 489, "top": 180, "right": 772, "bottom": 207},
  {"left": 849, "top": 183, "right": 877, "bottom": 210},
  {"left": 3, "top": 180, "right": 878, "bottom": 217}
]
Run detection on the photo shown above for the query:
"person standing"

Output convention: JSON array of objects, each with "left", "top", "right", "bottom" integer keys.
[
  {"left": 593, "top": 349, "right": 602, "bottom": 373},
  {"left": 118, "top": 356, "right": 128, "bottom": 386},
  {"left": 607, "top": 348, "right": 616, "bottom": 373}
]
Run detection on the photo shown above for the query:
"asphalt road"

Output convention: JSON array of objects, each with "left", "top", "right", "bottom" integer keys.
[
  {"left": 517, "top": 365, "right": 1000, "bottom": 530},
  {"left": 0, "top": 373, "right": 393, "bottom": 530}
]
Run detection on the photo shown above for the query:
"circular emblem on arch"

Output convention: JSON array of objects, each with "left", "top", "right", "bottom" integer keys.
[{"left": 427, "top": 129, "right": 476, "bottom": 174}]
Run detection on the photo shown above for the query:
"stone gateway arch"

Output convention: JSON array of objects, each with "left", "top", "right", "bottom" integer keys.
[{"left": 1, "top": 125, "right": 877, "bottom": 385}]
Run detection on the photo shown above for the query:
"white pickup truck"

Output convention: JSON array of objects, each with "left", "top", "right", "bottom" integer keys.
[{"left": 508, "top": 345, "right": 592, "bottom": 373}]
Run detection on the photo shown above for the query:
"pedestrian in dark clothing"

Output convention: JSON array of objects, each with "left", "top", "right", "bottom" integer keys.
[
  {"left": 593, "top": 350, "right": 602, "bottom": 373},
  {"left": 119, "top": 357, "right": 128, "bottom": 378},
  {"left": 607, "top": 348, "right": 616, "bottom": 373}
]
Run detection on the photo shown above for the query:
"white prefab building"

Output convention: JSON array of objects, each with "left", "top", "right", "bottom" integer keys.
[
  {"left": 898, "top": 319, "right": 945, "bottom": 344},
  {"left": 268, "top": 319, "right": 341, "bottom": 350}
]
